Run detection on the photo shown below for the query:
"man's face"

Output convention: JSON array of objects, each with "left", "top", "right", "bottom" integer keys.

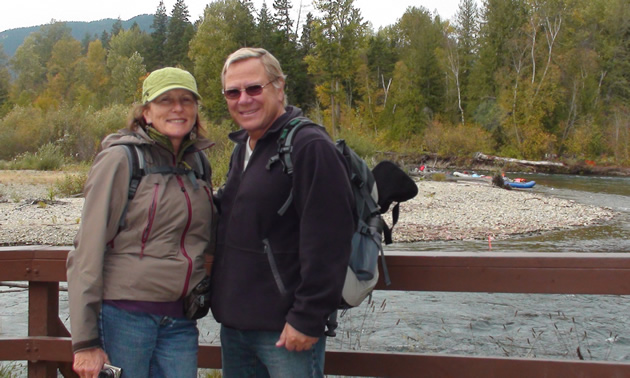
[{"left": 223, "top": 58, "right": 286, "bottom": 139}]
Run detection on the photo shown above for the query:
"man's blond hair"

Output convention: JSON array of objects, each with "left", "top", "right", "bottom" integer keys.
[{"left": 222, "top": 47, "right": 288, "bottom": 106}]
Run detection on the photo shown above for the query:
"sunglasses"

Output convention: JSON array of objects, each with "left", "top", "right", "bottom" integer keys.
[{"left": 222, "top": 78, "right": 277, "bottom": 100}]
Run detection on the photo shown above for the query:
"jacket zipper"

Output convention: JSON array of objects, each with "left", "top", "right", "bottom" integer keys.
[
  {"left": 140, "top": 184, "right": 160, "bottom": 258},
  {"left": 177, "top": 175, "right": 194, "bottom": 298}
]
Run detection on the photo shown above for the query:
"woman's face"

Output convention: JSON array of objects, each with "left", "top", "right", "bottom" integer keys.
[{"left": 143, "top": 88, "right": 198, "bottom": 148}]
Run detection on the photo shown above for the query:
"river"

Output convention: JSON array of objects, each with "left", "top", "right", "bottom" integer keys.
[
  {"left": 1, "top": 173, "right": 630, "bottom": 369},
  {"left": 328, "top": 173, "right": 630, "bottom": 362}
]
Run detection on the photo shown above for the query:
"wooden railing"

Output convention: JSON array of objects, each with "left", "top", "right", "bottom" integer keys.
[{"left": 2, "top": 246, "right": 630, "bottom": 377}]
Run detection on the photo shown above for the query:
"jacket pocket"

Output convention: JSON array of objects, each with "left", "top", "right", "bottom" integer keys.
[{"left": 262, "top": 238, "right": 288, "bottom": 296}]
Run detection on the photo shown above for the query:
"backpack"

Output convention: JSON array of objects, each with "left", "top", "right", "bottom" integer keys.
[
  {"left": 117, "top": 143, "right": 211, "bottom": 229},
  {"left": 266, "top": 117, "right": 418, "bottom": 336}
]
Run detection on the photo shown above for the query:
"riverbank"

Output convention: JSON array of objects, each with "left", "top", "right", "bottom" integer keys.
[{"left": 0, "top": 175, "right": 617, "bottom": 246}]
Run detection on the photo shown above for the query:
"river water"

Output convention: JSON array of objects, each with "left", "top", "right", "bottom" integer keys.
[
  {"left": 1, "top": 173, "right": 630, "bottom": 368},
  {"left": 331, "top": 173, "right": 630, "bottom": 362}
]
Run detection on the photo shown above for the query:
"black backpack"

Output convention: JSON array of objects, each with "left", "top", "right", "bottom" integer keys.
[{"left": 265, "top": 117, "right": 418, "bottom": 335}]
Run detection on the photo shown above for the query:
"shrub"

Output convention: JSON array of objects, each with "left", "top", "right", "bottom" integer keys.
[
  {"left": 55, "top": 172, "right": 88, "bottom": 197},
  {"left": 423, "top": 121, "right": 495, "bottom": 157},
  {"left": 9, "top": 143, "right": 67, "bottom": 170},
  {"left": 205, "top": 119, "right": 237, "bottom": 188},
  {"left": 0, "top": 106, "right": 49, "bottom": 160}
]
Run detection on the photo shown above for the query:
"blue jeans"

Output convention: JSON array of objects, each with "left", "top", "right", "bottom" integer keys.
[
  {"left": 220, "top": 325, "right": 326, "bottom": 378},
  {"left": 99, "top": 303, "right": 199, "bottom": 378}
]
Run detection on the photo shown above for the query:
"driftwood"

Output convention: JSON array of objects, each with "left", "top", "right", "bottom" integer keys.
[{"left": 473, "top": 152, "right": 565, "bottom": 168}]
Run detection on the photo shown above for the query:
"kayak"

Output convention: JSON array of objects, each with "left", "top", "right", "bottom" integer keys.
[{"left": 506, "top": 180, "right": 536, "bottom": 188}]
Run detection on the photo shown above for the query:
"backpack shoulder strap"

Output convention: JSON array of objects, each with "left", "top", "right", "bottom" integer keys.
[
  {"left": 195, "top": 150, "right": 211, "bottom": 185},
  {"left": 118, "top": 144, "right": 145, "bottom": 229},
  {"left": 265, "top": 116, "right": 315, "bottom": 175},
  {"left": 266, "top": 116, "right": 321, "bottom": 216}
]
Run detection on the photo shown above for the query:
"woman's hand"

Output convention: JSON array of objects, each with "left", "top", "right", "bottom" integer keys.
[{"left": 73, "top": 348, "right": 110, "bottom": 378}]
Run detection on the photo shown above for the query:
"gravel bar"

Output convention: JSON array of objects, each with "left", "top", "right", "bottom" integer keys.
[{"left": 0, "top": 180, "right": 617, "bottom": 246}]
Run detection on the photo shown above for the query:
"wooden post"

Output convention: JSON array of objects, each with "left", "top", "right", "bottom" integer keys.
[{"left": 28, "top": 282, "right": 60, "bottom": 378}]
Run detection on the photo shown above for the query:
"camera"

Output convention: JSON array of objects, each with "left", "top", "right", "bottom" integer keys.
[{"left": 98, "top": 364, "right": 122, "bottom": 378}]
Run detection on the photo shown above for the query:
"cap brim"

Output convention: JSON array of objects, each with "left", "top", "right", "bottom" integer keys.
[{"left": 145, "top": 85, "right": 202, "bottom": 103}]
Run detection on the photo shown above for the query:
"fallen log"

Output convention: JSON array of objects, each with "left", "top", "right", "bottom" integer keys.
[{"left": 473, "top": 152, "right": 565, "bottom": 168}]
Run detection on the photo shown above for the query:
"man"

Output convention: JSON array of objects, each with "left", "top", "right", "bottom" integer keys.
[{"left": 210, "top": 47, "right": 355, "bottom": 377}]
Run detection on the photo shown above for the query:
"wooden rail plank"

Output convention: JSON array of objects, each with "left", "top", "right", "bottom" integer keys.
[
  {"left": 0, "top": 338, "right": 73, "bottom": 362},
  {"left": 7, "top": 339, "right": 626, "bottom": 378},
  {"left": 375, "top": 252, "right": 630, "bottom": 294},
  {"left": 3, "top": 247, "right": 630, "bottom": 377},
  {"left": 324, "top": 349, "right": 630, "bottom": 377}
]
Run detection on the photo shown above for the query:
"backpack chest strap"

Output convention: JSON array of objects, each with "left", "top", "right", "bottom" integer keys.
[{"left": 145, "top": 166, "right": 201, "bottom": 190}]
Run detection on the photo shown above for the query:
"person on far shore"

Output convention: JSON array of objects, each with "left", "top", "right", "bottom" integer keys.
[{"left": 67, "top": 67, "right": 217, "bottom": 378}]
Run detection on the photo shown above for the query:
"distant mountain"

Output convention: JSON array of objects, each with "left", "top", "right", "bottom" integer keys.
[{"left": 0, "top": 15, "right": 155, "bottom": 58}]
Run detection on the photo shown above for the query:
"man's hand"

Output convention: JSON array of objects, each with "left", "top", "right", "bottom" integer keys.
[
  {"left": 73, "top": 347, "right": 110, "bottom": 378},
  {"left": 276, "top": 322, "right": 319, "bottom": 352}
]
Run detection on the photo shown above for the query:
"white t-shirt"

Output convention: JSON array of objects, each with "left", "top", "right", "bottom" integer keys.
[{"left": 244, "top": 136, "right": 253, "bottom": 170}]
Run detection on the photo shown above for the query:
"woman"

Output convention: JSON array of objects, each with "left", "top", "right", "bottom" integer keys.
[{"left": 66, "top": 67, "right": 217, "bottom": 378}]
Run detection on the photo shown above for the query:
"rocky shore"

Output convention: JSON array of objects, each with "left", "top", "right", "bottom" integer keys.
[{"left": 0, "top": 179, "right": 617, "bottom": 246}]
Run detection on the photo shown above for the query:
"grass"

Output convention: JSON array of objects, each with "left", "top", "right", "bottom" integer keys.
[
  {"left": 0, "top": 361, "right": 26, "bottom": 377},
  {"left": 0, "top": 170, "right": 68, "bottom": 185}
]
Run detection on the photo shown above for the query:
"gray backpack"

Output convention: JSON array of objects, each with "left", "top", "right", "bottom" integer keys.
[{"left": 265, "top": 117, "right": 418, "bottom": 335}]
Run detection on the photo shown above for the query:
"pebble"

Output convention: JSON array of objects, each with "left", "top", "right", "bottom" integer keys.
[{"left": 0, "top": 180, "right": 617, "bottom": 246}]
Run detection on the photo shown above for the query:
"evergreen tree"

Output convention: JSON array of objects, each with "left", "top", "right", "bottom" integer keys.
[
  {"left": 256, "top": 2, "right": 275, "bottom": 47},
  {"left": 100, "top": 30, "right": 111, "bottom": 50},
  {"left": 165, "top": 0, "right": 195, "bottom": 69},
  {"left": 111, "top": 18, "right": 124, "bottom": 37},
  {"left": 148, "top": 0, "right": 169, "bottom": 70},
  {"left": 273, "top": 0, "right": 295, "bottom": 41},
  {"left": 299, "top": 12, "right": 316, "bottom": 53}
]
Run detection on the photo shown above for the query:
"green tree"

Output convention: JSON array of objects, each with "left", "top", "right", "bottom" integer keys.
[
  {"left": 273, "top": 0, "right": 295, "bottom": 41},
  {"left": 9, "top": 22, "right": 72, "bottom": 106},
  {"left": 107, "top": 28, "right": 151, "bottom": 104},
  {"left": 111, "top": 18, "right": 124, "bottom": 37},
  {"left": 165, "top": 0, "right": 195, "bottom": 69},
  {"left": 383, "top": 7, "right": 444, "bottom": 139},
  {"left": 454, "top": 0, "right": 479, "bottom": 120},
  {"left": 189, "top": 0, "right": 256, "bottom": 121},
  {"left": 256, "top": 2, "right": 275, "bottom": 47},
  {"left": 100, "top": 30, "right": 111, "bottom": 49},
  {"left": 147, "top": 0, "right": 169, "bottom": 70},
  {"left": 74, "top": 40, "right": 110, "bottom": 108},
  {"left": 299, "top": 12, "right": 316, "bottom": 53},
  {"left": 307, "top": 0, "right": 368, "bottom": 137},
  {"left": 39, "top": 37, "right": 83, "bottom": 109},
  {"left": 0, "top": 44, "right": 11, "bottom": 117},
  {"left": 469, "top": 0, "right": 528, "bottom": 120}
]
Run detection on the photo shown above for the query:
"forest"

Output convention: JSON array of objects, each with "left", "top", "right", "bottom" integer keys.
[{"left": 0, "top": 0, "right": 628, "bottom": 177}]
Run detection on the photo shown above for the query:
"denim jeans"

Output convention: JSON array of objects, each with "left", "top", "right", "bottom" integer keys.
[
  {"left": 99, "top": 303, "right": 199, "bottom": 378},
  {"left": 220, "top": 325, "right": 326, "bottom": 378}
]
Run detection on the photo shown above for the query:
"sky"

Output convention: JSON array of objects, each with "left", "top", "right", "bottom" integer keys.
[{"left": 0, "top": 0, "right": 464, "bottom": 34}]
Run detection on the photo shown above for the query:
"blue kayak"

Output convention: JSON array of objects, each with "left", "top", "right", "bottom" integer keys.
[{"left": 507, "top": 180, "right": 536, "bottom": 188}]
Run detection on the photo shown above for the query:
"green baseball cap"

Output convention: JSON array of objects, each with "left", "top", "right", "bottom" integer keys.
[{"left": 142, "top": 67, "right": 202, "bottom": 104}]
